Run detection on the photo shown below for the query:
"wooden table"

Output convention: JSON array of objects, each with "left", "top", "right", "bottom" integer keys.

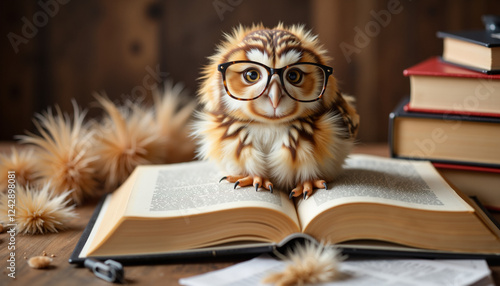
[{"left": 1, "top": 143, "right": 499, "bottom": 285}]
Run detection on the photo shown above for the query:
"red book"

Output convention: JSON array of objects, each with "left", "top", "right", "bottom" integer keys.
[{"left": 403, "top": 57, "right": 500, "bottom": 117}]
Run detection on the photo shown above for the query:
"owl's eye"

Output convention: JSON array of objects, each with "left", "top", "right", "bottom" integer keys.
[
  {"left": 286, "top": 68, "right": 303, "bottom": 84},
  {"left": 243, "top": 69, "right": 261, "bottom": 83}
]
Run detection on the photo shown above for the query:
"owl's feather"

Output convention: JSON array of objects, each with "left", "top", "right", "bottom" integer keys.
[{"left": 195, "top": 24, "right": 359, "bottom": 197}]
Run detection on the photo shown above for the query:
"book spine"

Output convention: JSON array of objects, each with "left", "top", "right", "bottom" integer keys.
[{"left": 432, "top": 162, "right": 500, "bottom": 174}]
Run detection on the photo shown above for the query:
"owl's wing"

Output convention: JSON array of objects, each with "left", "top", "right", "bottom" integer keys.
[{"left": 332, "top": 91, "right": 360, "bottom": 139}]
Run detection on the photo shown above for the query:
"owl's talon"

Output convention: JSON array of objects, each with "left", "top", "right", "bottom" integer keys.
[
  {"left": 322, "top": 182, "right": 328, "bottom": 190},
  {"left": 290, "top": 180, "right": 327, "bottom": 199},
  {"left": 289, "top": 191, "right": 295, "bottom": 200},
  {"left": 224, "top": 175, "right": 274, "bottom": 192},
  {"left": 263, "top": 179, "right": 273, "bottom": 193},
  {"left": 313, "top": 180, "right": 327, "bottom": 189}
]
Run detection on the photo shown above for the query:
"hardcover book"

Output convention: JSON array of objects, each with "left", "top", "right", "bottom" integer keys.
[
  {"left": 403, "top": 57, "right": 500, "bottom": 117},
  {"left": 437, "top": 30, "right": 500, "bottom": 74},
  {"left": 389, "top": 97, "right": 500, "bottom": 168},
  {"left": 435, "top": 163, "right": 500, "bottom": 211},
  {"left": 70, "top": 154, "right": 500, "bottom": 265}
]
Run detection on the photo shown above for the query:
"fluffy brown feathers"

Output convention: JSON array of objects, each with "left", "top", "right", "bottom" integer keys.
[
  {"left": 0, "top": 147, "right": 40, "bottom": 192},
  {"left": 18, "top": 102, "right": 99, "bottom": 205},
  {"left": 195, "top": 24, "right": 359, "bottom": 198},
  {"left": 153, "top": 81, "right": 197, "bottom": 163},
  {"left": 92, "top": 94, "right": 165, "bottom": 189},
  {"left": 92, "top": 83, "right": 196, "bottom": 189},
  {"left": 263, "top": 242, "right": 343, "bottom": 286},
  {"left": 5, "top": 82, "right": 196, "bottom": 209},
  {"left": 0, "top": 182, "right": 77, "bottom": 234}
]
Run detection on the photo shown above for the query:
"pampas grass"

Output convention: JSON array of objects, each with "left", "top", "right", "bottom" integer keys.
[
  {"left": 153, "top": 81, "right": 197, "bottom": 163},
  {"left": 91, "top": 94, "right": 166, "bottom": 189},
  {"left": 3, "top": 79, "right": 196, "bottom": 210},
  {"left": 263, "top": 242, "right": 343, "bottom": 286},
  {"left": 1, "top": 79, "right": 196, "bottom": 235},
  {"left": 92, "top": 83, "right": 196, "bottom": 189},
  {"left": 18, "top": 102, "right": 99, "bottom": 205},
  {"left": 0, "top": 147, "right": 40, "bottom": 192},
  {"left": 0, "top": 182, "right": 77, "bottom": 234}
]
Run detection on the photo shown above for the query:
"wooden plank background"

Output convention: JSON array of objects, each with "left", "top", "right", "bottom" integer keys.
[{"left": 1, "top": 0, "right": 499, "bottom": 142}]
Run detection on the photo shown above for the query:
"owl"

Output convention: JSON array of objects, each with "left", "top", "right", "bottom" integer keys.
[{"left": 194, "top": 24, "right": 359, "bottom": 199}]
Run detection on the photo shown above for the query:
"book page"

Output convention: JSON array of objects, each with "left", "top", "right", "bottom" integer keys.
[
  {"left": 179, "top": 255, "right": 492, "bottom": 286},
  {"left": 296, "top": 155, "right": 473, "bottom": 230},
  {"left": 124, "top": 161, "right": 298, "bottom": 225}
]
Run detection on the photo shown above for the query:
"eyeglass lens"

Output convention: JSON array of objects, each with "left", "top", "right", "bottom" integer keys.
[{"left": 224, "top": 63, "right": 326, "bottom": 101}]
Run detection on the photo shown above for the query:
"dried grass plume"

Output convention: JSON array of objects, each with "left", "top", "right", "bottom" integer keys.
[
  {"left": 0, "top": 147, "right": 40, "bottom": 192},
  {"left": 18, "top": 101, "right": 98, "bottom": 205},
  {"left": 0, "top": 182, "right": 77, "bottom": 234},
  {"left": 92, "top": 94, "right": 166, "bottom": 189},
  {"left": 153, "top": 81, "right": 197, "bottom": 163},
  {"left": 263, "top": 242, "right": 343, "bottom": 286},
  {"left": 92, "top": 85, "right": 196, "bottom": 190}
]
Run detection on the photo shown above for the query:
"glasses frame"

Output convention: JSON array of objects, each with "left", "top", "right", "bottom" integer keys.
[{"left": 218, "top": 60, "right": 333, "bottom": 102}]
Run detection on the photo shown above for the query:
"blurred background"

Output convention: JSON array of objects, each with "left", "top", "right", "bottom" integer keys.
[{"left": 1, "top": 0, "right": 499, "bottom": 143}]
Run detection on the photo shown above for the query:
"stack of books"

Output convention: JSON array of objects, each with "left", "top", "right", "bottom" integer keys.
[{"left": 389, "top": 28, "right": 500, "bottom": 210}]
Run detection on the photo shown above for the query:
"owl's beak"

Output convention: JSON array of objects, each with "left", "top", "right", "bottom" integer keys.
[{"left": 267, "top": 78, "right": 282, "bottom": 109}]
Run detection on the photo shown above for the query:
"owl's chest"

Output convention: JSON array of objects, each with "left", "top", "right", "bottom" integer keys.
[{"left": 245, "top": 124, "right": 295, "bottom": 155}]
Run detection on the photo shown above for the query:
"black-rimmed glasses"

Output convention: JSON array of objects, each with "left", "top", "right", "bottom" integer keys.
[{"left": 218, "top": 61, "right": 333, "bottom": 102}]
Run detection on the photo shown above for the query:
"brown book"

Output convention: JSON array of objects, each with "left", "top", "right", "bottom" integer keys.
[{"left": 71, "top": 154, "right": 500, "bottom": 263}]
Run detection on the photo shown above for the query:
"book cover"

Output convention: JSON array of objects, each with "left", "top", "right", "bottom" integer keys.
[
  {"left": 439, "top": 58, "right": 500, "bottom": 75},
  {"left": 437, "top": 30, "right": 500, "bottom": 74},
  {"left": 404, "top": 104, "right": 500, "bottom": 119},
  {"left": 70, "top": 155, "right": 500, "bottom": 265},
  {"left": 434, "top": 162, "right": 500, "bottom": 211},
  {"left": 403, "top": 57, "right": 500, "bottom": 79},
  {"left": 69, "top": 193, "right": 500, "bottom": 265},
  {"left": 437, "top": 30, "right": 500, "bottom": 48},
  {"left": 389, "top": 97, "right": 500, "bottom": 168},
  {"left": 403, "top": 57, "right": 500, "bottom": 116},
  {"left": 68, "top": 195, "right": 289, "bottom": 265}
]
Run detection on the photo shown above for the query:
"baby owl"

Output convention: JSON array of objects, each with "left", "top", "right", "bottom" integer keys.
[{"left": 194, "top": 24, "right": 359, "bottom": 199}]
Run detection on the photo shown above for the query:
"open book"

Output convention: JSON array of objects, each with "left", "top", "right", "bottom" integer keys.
[{"left": 71, "top": 155, "right": 500, "bottom": 264}]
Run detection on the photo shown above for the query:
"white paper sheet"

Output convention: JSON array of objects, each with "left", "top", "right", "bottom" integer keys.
[{"left": 179, "top": 256, "right": 493, "bottom": 286}]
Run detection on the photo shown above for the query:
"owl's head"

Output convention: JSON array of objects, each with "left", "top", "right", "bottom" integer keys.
[{"left": 200, "top": 24, "right": 338, "bottom": 123}]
